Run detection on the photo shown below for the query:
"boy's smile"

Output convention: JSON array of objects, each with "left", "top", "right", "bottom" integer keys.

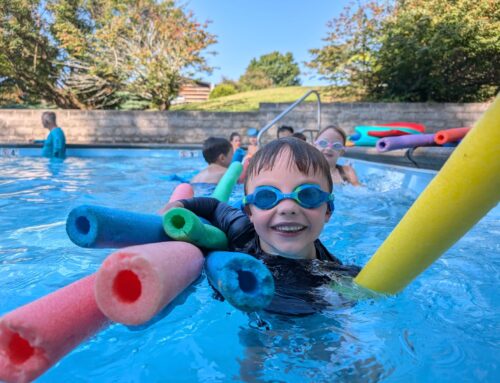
[{"left": 245, "top": 149, "right": 332, "bottom": 260}]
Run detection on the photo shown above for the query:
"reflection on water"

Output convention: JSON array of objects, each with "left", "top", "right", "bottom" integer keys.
[{"left": 0, "top": 153, "right": 498, "bottom": 383}]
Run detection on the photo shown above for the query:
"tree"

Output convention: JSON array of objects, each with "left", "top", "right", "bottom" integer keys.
[
  {"left": 307, "top": 1, "right": 391, "bottom": 98},
  {"left": 0, "top": 0, "right": 216, "bottom": 109},
  {"left": 371, "top": 0, "right": 500, "bottom": 102},
  {"left": 239, "top": 51, "right": 300, "bottom": 90}
]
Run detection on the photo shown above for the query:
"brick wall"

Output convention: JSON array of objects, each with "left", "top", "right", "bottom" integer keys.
[{"left": 0, "top": 102, "right": 490, "bottom": 145}]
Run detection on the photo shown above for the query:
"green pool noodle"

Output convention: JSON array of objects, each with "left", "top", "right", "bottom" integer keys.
[
  {"left": 211, "top": 162, "right": 243, "bottom": 202},
  {"left": 163, "top": 207, "right": 228, "bottom": 250},
  {"left": 351, "top": 126, "right": 422, "bottom": 147}
]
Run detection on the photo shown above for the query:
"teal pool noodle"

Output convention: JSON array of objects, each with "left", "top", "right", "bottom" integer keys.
[
  {"left": 205, "top": 251, "right": 275, "bottom": 312},
  {"left": 66, "top": 205, "right": 170, "bottom": 248},
  {"left": 351, "top": 126, "right": 422, "bottom": 147},
  {"left": 211, "top": 162, "right": 243, "bottom": 202},
  {"left": 163, "top": 207, "right": 228, "bottom": 250}
]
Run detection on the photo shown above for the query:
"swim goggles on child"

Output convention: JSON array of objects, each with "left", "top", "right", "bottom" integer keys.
[
  {"left": 243, "top": 183, "right": 334, "bottom": 211},
  {"left": 314, "top": 140, "right": 344, "bottom": 151}
]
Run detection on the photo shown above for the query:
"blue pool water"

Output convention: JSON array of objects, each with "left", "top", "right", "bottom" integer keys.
[{"left": 0, "top": 150, "right": 498, "bottom": 382}]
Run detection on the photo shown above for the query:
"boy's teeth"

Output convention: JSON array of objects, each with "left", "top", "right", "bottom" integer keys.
[{"left": 273, "top": 225, "right": 305, "bottom": 232}]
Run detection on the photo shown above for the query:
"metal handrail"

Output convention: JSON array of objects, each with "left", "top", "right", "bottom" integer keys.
[{"left": 257, "top": 90, "right": 321, "bottom": 145}]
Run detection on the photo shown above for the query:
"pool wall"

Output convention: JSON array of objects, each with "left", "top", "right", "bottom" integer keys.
[{"left": 0, "top": 102, "right": 489, "bottom": 145}]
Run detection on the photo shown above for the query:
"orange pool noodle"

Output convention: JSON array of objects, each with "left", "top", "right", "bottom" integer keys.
[
  {"left": 434, "top": 127, "right": 471, "bottom": 145},
  {"left": 94, "top": 242, "right": 204, "bottom": 325},
  {"left": 0, "top": 275, "right": 108, "bottom": 383}
]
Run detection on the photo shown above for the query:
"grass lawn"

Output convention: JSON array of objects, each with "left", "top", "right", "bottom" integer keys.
[{"left": 170, "top": 86, "right": 357, "bottom": 112}]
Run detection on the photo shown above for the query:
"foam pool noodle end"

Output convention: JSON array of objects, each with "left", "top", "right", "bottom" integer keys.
[
  {"left": 205, "top": 251, "right": 275, "bottom": 312},
  {"left": 0, "top": 275, "right": 109, "bottom": 383},
  {"left": 66, "top": 205, "right": 169, "bottom": 248},
  {"left": 163, "top": 207, "right": 228, "bottom": 250},
  {"left": 94, "top": 242, "right": 204, "bottom": 326}
]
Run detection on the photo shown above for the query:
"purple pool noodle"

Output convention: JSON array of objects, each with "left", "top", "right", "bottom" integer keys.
[{"left": 376, "top": 134, "right": 437, "bottom": 152}]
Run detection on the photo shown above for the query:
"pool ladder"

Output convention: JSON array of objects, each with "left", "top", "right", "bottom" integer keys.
[{"left": 257, "top": 90, "right": 322, "bottom": 145}]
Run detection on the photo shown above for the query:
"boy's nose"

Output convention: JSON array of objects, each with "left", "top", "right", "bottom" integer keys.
[{"left": 276, "top": 198, "right": 299, "bottom": 215}]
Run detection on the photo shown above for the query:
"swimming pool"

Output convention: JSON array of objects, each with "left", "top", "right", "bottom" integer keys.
[{"left": 0, "top": 150, "right": 498, "bottom": 382}]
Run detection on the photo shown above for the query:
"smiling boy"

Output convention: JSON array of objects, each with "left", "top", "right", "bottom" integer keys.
[{"left": 164, "top": 137, "right": 360, "bottom": 315}]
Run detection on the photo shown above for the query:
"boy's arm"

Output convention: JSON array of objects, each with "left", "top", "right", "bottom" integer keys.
[{"left": 180, "top": 197, "right": 255, "bottom": 249}]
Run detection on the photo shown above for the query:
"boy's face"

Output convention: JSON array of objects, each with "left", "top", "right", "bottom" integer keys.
[
  {"left": 249, "top": 136, "right": 258, "bottom": 145},
  {"left": 219, "top": 147, "right": 234, "bottom": 167},
  {"left": 245, "top": 150, "right": 332, "bottom": 260}
]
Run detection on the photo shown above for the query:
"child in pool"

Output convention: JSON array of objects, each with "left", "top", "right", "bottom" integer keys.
[
  {"left": 191, "top": 137, "right": 233, "bottom": 184},
  {"left": 315, "top": 125, "right": 361, "bottom": 186},
  {"left": 164, "top": 137, "right": 360, "bottom": 315},
  {"left": 40, "top": 111, "right": 66, "bottom": 159}
]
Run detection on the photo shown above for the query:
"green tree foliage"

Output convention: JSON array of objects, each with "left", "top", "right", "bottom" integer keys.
[
  {"left": 372, "top": 0, "right": 500, "bottom": 102},
  {"left": 0, "top": 0, "right": 216, "bottom": 109},
  {"left": 209, "top": 83, "right": 238, "bottom": 99},
  {"left": 308, "top": 0, "right": 499, "bottom": 102},
  {"left": 307, "top": 1, "right": 390, "bottom": 98},
  {"left": 239, "top": 51, "right": 301, "bottom": 90}
]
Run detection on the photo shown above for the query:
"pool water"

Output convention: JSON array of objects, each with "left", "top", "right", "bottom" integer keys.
[{"left": 0, "top": 150, "right": 498, "bottom": 382}]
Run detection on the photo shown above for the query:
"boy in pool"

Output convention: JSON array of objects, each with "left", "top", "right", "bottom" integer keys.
[
  {"left": 191, "top": 137, "right": 233, "bottom": 184},
  {"left": 165, "top": 137, "right": 360, "bottom": 315}
]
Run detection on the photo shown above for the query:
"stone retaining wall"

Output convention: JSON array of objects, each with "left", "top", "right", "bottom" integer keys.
[{"left": 0, "top": 102, "right": 489, "bottom": 145}]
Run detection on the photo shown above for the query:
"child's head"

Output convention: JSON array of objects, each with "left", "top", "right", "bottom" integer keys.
[
  {"left": 202, "top": 137, "right": 233, "bottom": 167},
  {"left": 247, "top": 128, "right": 259, "bottom": 146},
  {"left": 292, "top": 132, "right": 307, "bottom": 141},
  {"left": 41, "top": 112, "right": 57, "bottom": 130},
  {"left": 243, "top": 137, "right": 333, "bottom": 260},
  {"left": 277, "top": 125, "right": 294, "bottom": 138},
  {"left": 229, "top": 132, "right": 241, "bottom": 149},
  {"left": 314, "top": 125, "right": 347, "bottom": 167}
]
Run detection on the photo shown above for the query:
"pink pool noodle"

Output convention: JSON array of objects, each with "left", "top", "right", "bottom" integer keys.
[
  {"left": 0, "top": 275, "right": 109, "bottom": 383},
  {"left": 94, "top": 242, "right": 204, "bottom": 325},
  {"left": 158, "top": 183, "right": 194, "bottom": 214},
  {"left": 376, "top": 134, "right": 437, "bottom": 152},
  {"left": 434, "top": 127, "right": 471, "bottom": 145}
]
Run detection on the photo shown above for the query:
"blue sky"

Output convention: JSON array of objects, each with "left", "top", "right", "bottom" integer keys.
[{"left": 185, "top": 0, "right": 349, "bottom": 86}]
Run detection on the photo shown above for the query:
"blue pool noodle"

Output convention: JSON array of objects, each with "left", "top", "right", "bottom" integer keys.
[
  {"left": 231, "top": 147, "right": 246, "bottom": 163},
  {"left": 66, "top": 205, "right": 170, "bottom": 248},
  {"left": 205, "top": 251, "right": 275, "bottom": 312}
]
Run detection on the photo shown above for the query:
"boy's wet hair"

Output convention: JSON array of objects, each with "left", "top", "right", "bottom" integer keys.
[
  {"left": 41, "top": 111, "right": 57, "bottom": 128},
  {"left": 202, "top": 137, "right": 232, "bottom": 164},
  {"left": 315, "top": 125, "right": 347, "bottom": 144},
  {"left": 245, "top": 137, "right": 333, "bottom": 192},
  {"left": 277, "top": 125, "right": 294, "bottom": 136}
]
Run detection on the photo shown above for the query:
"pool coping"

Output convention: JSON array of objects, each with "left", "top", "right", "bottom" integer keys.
[{"left": 0, "top": 143, "right": 453, "bottom": 170}]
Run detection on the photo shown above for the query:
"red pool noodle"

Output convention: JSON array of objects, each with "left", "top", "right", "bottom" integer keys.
[
  {"left": 94, "top": 242, "right": 204, "bottom": 325},
  {"left": 169, "top": 183, "right": 194, "bottom": 202},
  {"left": 158, "top": 183, "right": 194, "bottom": 214},
  {"left": 0, "top": 275, "right": 109, "bottom": 383},
  {"left": 434, "top": 127, "right": 471, "bottom": 145},
  {"left": 368, "top": 130, "right": 411, "bottom": 138},
  {"left": 379, "top": 122, "right": 426, "bottom": 133}
]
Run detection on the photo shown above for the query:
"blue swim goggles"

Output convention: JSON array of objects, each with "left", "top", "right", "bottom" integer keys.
[{"left": 243, "top": 183, "right": 334, "bottom": 211}]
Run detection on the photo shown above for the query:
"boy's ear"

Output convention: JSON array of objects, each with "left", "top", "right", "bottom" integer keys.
[
  {"left": 244, "top": 205, "right": 252, "bottom": 217},
  {"left": 324, "top": 207, "right": 332, "bottom": 222}
]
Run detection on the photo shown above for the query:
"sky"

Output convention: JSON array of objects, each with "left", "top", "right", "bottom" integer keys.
[{"left": 184, "top": 0, "right": 350, "bottom": 86}]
